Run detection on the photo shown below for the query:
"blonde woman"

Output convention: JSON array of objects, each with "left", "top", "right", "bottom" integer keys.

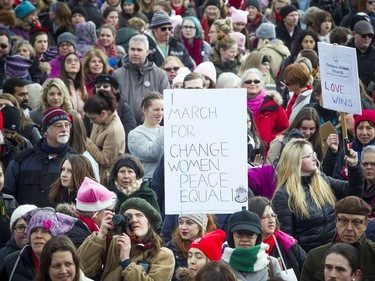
[
  {"left": 272, "top": 139, "right": 363, "bottom": 252},
  {"left": 30, "top": 78, "right": 74, "bottom": 126}
]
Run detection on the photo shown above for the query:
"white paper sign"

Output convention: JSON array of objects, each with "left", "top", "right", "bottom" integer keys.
[
  {"left": 164, "top": 89, "right": 248, "bottom": 214},
  {"left": 318, "top": 42, "right": 362, "bottom": 114}
]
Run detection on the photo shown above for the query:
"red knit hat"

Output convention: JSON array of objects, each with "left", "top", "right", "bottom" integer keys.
[
  {"left": 189, "top": 229, "right": 226, "bottom": 261},
  {"left": 354, "top": 110, "right": 375, "bottom": 135},
  {"left": 42, "top": 107, "right": 72, "bottom": 132}
]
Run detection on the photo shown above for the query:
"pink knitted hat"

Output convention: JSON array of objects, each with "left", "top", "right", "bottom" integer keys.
[
  {"left": 76, "top": 177, "right": 117, "bottom": 212},
  {"left": 230, "top": 32, "right": 246, "bottom": 52},
  {"left": 194, "top": 61, "right": 217, "bottom": 84},
  {"left": 230, "top": 6, "right": 248, "bottom": 24}
]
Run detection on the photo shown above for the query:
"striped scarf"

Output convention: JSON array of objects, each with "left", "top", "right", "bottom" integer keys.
[{"left": 221, "top": 243, "right": 269, "bottom": 273}]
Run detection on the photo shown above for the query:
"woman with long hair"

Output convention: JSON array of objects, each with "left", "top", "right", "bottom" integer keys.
[
  {"left": 128, "top": 92, "right": 164, "bottom": 179},
  {"left": 82, "top": 49, "right": 112, "bottom": 96},
  {"left": 272, "top": 139, "right": 363, "bottom": 252},
  {"left": 95, "top": 24, "right": 120, "bottom": 69},
  {"left": 35, "top": 235, "right": 92, "bottom": 281},
  {"left": 102, "top": 7, "right": 120, "bottom": 29},
  {"left": 264, "top": 0, "right": 289, "bottom": 24},
  {"left": 49, "top": 155, "right": 96, "bottom": 206},
  {"left": 167, "top": 214, "right": 217, "bottom": 280},
  {"left": 77, "top": 197, "right": 174, "bottom": 280},
  {"left": 47, "top": 1, "right": 75, "bottom": 43},
  {"left": 30, "top": 78, "right": 74, "bottom": 127},
  {"left": 60, "top": 52, "right": 88, "bottom": 118},
  {"left": 311, "top": 10, "right": 335, "bottom": 43},
  {"left": 266, "top": 107, "right": 324, "bottom": 165},
  {"left": 84, "top": 92, "right": 125, "bottom": 185}
]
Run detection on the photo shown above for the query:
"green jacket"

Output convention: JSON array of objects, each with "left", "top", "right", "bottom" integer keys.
[{"left": 300, "top": 234, "right": 375, "bottom": 281}]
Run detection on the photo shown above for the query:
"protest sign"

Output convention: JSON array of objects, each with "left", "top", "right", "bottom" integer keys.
[
  {"left": 318, "top": 42, "right": 361, "bottom": 114},
  {"left": 164, "top": 89, "right": 248, "bottom": 214}
]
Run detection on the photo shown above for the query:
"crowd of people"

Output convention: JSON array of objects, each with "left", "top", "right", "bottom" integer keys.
[{"left": 0, "top": 0, "right": 375, "bottom": 280}]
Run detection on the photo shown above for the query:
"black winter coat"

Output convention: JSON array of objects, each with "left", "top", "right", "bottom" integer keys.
[
  {"left": 0, "top": 236, "right": 19, "bottom": 280},
  {"left": 275, "top": 22, "right": 301, "bottom": 50},
  {"left": 4, "top": 245, "right": 35, "bottom": 281},
  {"left": 273, "top": 164, "right": 364, "bottom": 252},
  {"left": 0, "top": 193, "right": 18, "bottom": 247},
  {"left": 166, "top": 239, "right": 187, "bottom": 281},
  {"left": 146, "top": 34, "right": 194, "bottom": 70}
]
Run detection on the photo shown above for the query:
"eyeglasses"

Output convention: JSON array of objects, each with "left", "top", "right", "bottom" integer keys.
[
  {"left": 244, "top": 79, "right": 261, "bottom": 85},
  {"left": 362, "top": 162, "right": 375, "bottom": 168},
  {"left": 337, "top": 217, "right": 365, "bottom": 228},
  {"left": 261, "top": 214, "right": 278, "bottom": 220},
  {"left": 360, "top": 34, "right": 373, "bottom": 39},
  {"left": 183, "top": 25, "right": 196, "bottom": 30},
  {"left": 233, "top": 231, "right": 257, "bottom": 239},
  {"left": 164, "top": 66, "right": 179, "bottom": 72},
  {"left": 14, "top": 225, "right": 27, "bottom": 233},
  {"left": 302, "top": 151, "right": 317, "bottom": 159},
  {"left": 53, "top": 122, "right": 72, "bottom": 130},
  {"left": 95, "top": 83, "right": 111, "bottom": 89},
  {"left": 66, "top": 57, "right": 79, "bottom": 64},
  {"left": 0, "top": 43, "right": 8, "bottom": 49},
  {"left": 159, "top": 26, "right": 173, "bottom": 32}
]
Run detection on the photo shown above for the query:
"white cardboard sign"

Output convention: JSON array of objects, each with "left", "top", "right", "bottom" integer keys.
[
  {"left": 318, "top": 42, "right": 362, "bottom": 114},
  {"left": 164, "top": 89, "right": 248, "bottom": 214}
]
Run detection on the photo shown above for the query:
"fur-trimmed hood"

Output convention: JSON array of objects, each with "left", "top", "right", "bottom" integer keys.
[{"left": 266, "top": 90, "right": 283, "bottom": 105}]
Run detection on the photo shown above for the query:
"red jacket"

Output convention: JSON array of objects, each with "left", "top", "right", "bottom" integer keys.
[{"left": 254, "top": 90, "right": 289, "bottom": 154}]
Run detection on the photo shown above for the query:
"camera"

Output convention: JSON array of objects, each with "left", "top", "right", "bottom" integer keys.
[{"left": 112, "top": 214, "right": 133, "bottom": 232}]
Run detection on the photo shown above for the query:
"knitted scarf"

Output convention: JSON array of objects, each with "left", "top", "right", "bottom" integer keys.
[
  {"left": 221, "top": 243, "right": 269, "bottom": 273},
  {"left": 40, "top": 139, "right": 67, "bottom": 155},
  {"left": 95, "top": 39, "right": 118, "bottom": 59},
  {"left": 247, "top": 90, "right": 266, "bottom": 118},
  {"left": 183, "top": 36, "right": 203, "bottom": 65}
]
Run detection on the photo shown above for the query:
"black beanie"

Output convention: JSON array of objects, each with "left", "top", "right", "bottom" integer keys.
[
  {"left": 244, "top": 0, "right": 261, "bottom": 11},
  {"left": 2, "top": 106, "right": 21, "bottom": 132},
  {"left": 280, "top": 5, "right": 298, "bottom": 19},
  {"left": 71, "top": 7, "right": 88, "bottom": 20}
]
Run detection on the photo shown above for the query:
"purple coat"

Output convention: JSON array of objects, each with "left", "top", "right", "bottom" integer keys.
[
  {"left": 48, "top": 55, "right": 64, "bottom": 78},
  {"left": 247, "top": 164, "right": 276, "bottom": 200}
]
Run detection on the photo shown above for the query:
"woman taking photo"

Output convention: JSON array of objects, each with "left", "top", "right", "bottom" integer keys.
[
  {"left": 209, "top": 34, "right": 241, "bottom": 78},
  {"left": 248, "top": 196, "right": 307, "bottom": 279},
  {"left": 84, "top": 92, "right": 125, "bottom": 185},
  {"left": 78, "top": 197, "right": 174, "bottom": 280},
  {"left": 180, "top": 16, "right": 211, "bottom": 66},
  {"left": 60, "top": 52, "right": 88, "bottom": 118},
  {"left": 108, "top": 154, "right": 160, "bottom": 213},
  {"left": 273, "top": 139, "right": 364, "bottom": 252},
  {"left": 30, "top": 78, "right": 74, "bottom": 127},
  {"left": 128, "top": 92, "right": 164, "bottom": 179},
  {"left": 49, "top": 155, "right": 96, "bottom": 206},
  {"left": 167, "top": 214, "right": 216, "bottom": 280},
  {"left": 35, "top": 235, "right": 93, "bottom": 281},
  {"left": 240, "top": 68, "right": 289, "bottom": 153}
]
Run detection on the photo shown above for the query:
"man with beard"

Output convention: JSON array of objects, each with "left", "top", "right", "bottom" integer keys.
[
  {"left": 4, "top": 107, "right": 76, "bottom": 207},
  {"left": 275, "top": 5, "right": 301, "bottom": 50},
  {"left": 2, "top": 78, "right": 31, "bottom": 117},
  {"left": 0, "top": 30, "right": 12, "bottom": 89}
]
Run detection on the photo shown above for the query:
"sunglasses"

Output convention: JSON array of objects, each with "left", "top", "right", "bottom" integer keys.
[
  {"left": 0, "top": 43, "right": 8, "bottom": 49},
  {"left": 244, "top": 79, "right": 261, "bottom": 85},
  {"left": 164, "top": 66, "right": 179, "bottom": 72},
  {"left": 160, "top": 26, "right": 173, "bottom": 32},
  {"left": 360, "top": 34, "right": 373, "bottom": 39},
  {"left": 95, "top": 83, "right": 111, "bottom": 89}
]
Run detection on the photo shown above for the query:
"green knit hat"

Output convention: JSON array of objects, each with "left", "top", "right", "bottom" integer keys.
[{"left": 120, "top": 198, "right": 162, "bottom": 230}]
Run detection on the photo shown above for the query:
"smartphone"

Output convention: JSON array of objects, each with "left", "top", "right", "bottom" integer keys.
[
  {"left": 137, "top": 261, "right": 150, "bottom": 273},
  {"left": 344, "top": 138, "right": 350, "bottom": 156}
]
